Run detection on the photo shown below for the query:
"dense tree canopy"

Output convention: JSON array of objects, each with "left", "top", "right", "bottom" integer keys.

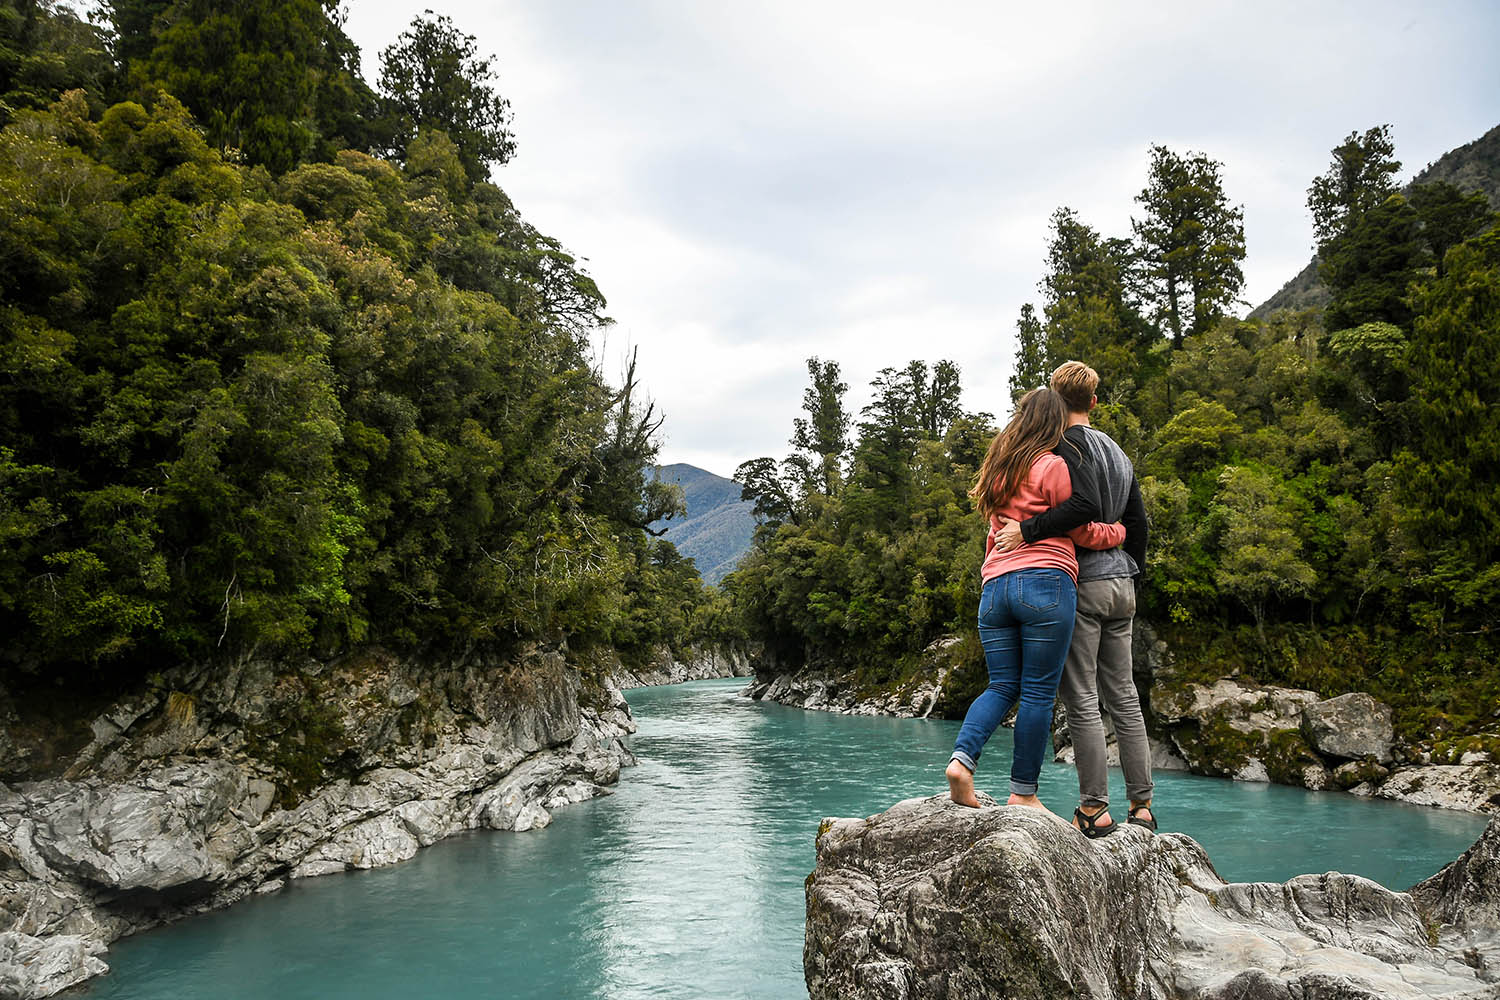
[
  {"left": 112, "top": 0, "right": 378, "bottom": 172},
  {"left": 0, "top": 4, "right": 718, "bottom": 679},
  {"left": 378, "top": 11, "right": 516, "bottom": 182},
  {"left": 729, "top": 360, "right": 989, "bottom": 676}
]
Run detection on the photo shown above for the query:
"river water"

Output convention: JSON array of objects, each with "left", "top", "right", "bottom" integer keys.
[{"left": 84, "top": 677, "right": 1488, "bottom": 999}]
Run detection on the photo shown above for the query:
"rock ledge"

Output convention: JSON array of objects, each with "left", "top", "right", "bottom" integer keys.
[{"left": 805, "top": 794, "right": 1500, "bottom": 999}]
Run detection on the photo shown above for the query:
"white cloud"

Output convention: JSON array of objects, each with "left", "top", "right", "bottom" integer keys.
[{"left": 345, "top": 0, "right": 1500, "bottom": 478}]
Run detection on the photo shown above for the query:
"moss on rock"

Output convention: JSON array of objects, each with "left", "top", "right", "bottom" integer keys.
[
  {"left": 1172, "top": 716, "right": 1261, "bottom": 777},
  {"left": 1264, "top": 728, "right": 1324, "bottom": 787}
]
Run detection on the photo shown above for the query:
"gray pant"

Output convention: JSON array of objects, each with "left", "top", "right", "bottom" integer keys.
[{"left": 1059, "top": 577, "right": 1154, "bottom": 808}]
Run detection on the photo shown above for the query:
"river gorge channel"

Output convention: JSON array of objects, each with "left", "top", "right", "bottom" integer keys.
[{"left": 78, "top": 678, "right": 1489, "bottom": 999}]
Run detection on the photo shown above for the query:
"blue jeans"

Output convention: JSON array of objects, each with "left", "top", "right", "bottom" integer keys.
[{"left": 951, "top": 568, "right": 1077, "bottom": 796}]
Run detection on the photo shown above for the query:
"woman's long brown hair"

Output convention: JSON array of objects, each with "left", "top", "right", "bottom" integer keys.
[{"left": 969, "top": 388, "right": 1070, "bottom": 520}]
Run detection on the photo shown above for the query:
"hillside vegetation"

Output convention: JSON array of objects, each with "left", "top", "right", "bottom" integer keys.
[
  {"left": 0, "top": 0, "right": 724, "bottom": 692},
  {"left": 729, "top": 130, "right": 1500, "bottom": 755},
  {"left": 651, "top": 464, "right": 756, "bottom": 585},
  {"left": 1251, "top": 123, "right": 1500, "bottom": 317}
]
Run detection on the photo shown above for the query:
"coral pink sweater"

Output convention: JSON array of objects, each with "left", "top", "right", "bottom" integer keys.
[{"left": 980, "top": 452, "right": 1125, "bottom": 585}]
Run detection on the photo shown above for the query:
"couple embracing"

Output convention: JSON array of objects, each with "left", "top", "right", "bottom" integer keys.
[{"left": 945, "top": 361, "right": 1157, "bottom": 838}]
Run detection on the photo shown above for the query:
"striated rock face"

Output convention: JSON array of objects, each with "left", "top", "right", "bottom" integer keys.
[
  {"left": 1301, "top": 692, "right": 1396, "bottom": 764},
  {"left": 744, "top": 637, "right": 967, "bottom": 719},
  {"left": 613, "top": 644, "right": 751, "bottom": 689},
  {"left": 805, "top": 794, "right": 1500, "bottom": 1000},
  {"left": 1413, "top": 818, "right": 1500, "bottom": 979},
  {"left": 0, "top": 932, "right": 106, "bottom": 1000},
  {"left": 0, "top": 641, "right": 639, "bottom": 999}
]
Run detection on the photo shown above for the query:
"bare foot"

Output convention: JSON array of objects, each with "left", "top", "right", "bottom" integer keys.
[
  {"left": 946, "top": 759, "right": 980, "bottom": 808},
  {"left": 1071, "top": 802, "right": 1115, "bottom": 833},
  {"left": 1005, "top": 792, "right": 1050, "bottom": 812}
]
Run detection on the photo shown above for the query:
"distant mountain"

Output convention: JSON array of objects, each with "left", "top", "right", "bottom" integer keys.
[
  {"left": 651, "top": 464, "right": 758, "bottom": 585},
  {"left": 1250, "top": 123, "right": 1500, "bottom": 319}
]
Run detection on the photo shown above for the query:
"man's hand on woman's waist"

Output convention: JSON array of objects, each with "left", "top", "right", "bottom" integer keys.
[{"left": 993, "top": 518, "right": 1024, "bottom": 553}]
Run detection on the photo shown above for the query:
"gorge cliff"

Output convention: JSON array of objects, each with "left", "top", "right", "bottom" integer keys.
[{"left": 0, "top": 641, "right": 737, "bottom": 999}]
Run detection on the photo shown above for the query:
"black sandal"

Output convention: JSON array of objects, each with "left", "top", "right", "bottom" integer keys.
[
  {"left": 1073, "top": 806, "right": 1118, "bottom": 839},
  {"left": 1127, "top": 804, "right": 1158, "bottom": 831}
]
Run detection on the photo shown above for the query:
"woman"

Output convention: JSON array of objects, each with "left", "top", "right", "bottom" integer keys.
[{"left": 946, "top": 388, "right": 1123, "bottom": 814}]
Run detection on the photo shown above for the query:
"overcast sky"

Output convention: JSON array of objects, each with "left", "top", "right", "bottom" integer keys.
[{"left": 345, "top": 2, "right": 1499, "bottom": 479}]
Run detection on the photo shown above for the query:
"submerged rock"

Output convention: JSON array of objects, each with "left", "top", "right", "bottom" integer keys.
[{"left": 804, "top": 794, "right": 1500, "bottom": 999}]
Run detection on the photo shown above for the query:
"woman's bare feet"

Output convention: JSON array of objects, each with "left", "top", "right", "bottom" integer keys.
[
  {"left": 1071, "top": 802, "right": 1114, "bottom": 833},
  {"left": 1005, "top": 792, "right": 1050, "bottom": 812},
  {"left": 946, "top": 759, "right": 980, "bottom": 808}
]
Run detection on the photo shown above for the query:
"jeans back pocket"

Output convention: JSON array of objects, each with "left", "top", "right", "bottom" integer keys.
[
  {"left": 977, "top": 578, "right": 1000, "bottom": 623},
  {"left": 1018, "top": 572, "right": 1061, "bottom": 612}
]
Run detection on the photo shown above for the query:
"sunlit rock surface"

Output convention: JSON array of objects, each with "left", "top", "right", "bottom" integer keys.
[{"left": 804, "top": 794, "right": 1500, "bottom": 999}]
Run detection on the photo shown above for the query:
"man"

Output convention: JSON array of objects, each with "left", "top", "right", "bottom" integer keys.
[{"left": 993, "top": 361, "right": 1155, "bottom": 835}]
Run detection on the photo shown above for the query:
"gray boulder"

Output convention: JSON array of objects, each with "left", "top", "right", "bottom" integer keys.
[
  {"left": 1301, "top": 692, "right": 1396, "bottom": 764},
  {"left": 1150, "top": 679, "right": 1322, "bottom": 784},
  {"left": 805, "top": 794, "right": 1500, "bottom": 999}
]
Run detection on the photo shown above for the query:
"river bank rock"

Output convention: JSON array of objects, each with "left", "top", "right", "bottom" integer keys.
[
  {"left": 1151, "top": 677, "right": 1325, "bottom": 784},
  {"left": 804, "top": 794, "right": 1500, "bottom": 1000},
  {"left": 0, "top": 640, "right": 646, "bottom": 997},
  {"left": 0, "top": 932, "right": 107, "bottom": 1000},
  {"left": 613, "top": 643, "right": 751, "bottom": 689},
  {"left": 743, "top": 637, "right": 967, "bottom": 719},
  {"left": 1300, "top": 692, "right": 1396, "bottom": 764},
  {"left": 1378, "top": 765, "right": 1500, "bottom": 814},
  {"left": 1135, "top": 622, "right": 1499, "bottom": 814}
]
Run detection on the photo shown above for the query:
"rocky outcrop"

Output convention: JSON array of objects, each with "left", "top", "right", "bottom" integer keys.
[
  {"left": 1377, "top": 765, "right": 1500, "bottom": 814},
  {"left": 0, "top": 932, "right": 106, "bottom": 999},
  {"left": 1138, "top": 626, "right": 1499, "bottom": 814},
  {"left": 1152, "top": 676, "right": 1327, "bottom": 785},
  {"left": 0, "top": 641, "right": 639, "bottom": 999},
  {"left": 1413, "top": 817, "right": 1500, "bottom": 978},
  {"left": 613, "top": 644, "right": 751, "bottom": 689},
  {"left": 804, "top": 794, "right": 1500, "bottom": 1000},
  {"left": 744, "top": 637, "right": 968, "bottom": 719},
  {"left": 1301, "top": 692, "right": 1396, "bottom": 764}
]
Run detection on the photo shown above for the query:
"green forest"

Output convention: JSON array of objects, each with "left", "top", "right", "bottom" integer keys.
[
  {"left": 0, "top": 0, "right": 725, "bottom": 690},
  {"left": 2, "top": 1, "right": 1497, "bottom": 759},
  {"left": 727, "top": 135, "right": 1500, "bottom": 753}
]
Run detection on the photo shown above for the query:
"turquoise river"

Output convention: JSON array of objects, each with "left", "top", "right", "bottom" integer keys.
[{"left": 82, "top": 677, "right": 1489, "bottom": 998}]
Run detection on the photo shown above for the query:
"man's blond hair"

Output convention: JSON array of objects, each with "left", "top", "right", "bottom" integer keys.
[{"left": 1050, "top": 361, "right": 1099, "bottom": 413}]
